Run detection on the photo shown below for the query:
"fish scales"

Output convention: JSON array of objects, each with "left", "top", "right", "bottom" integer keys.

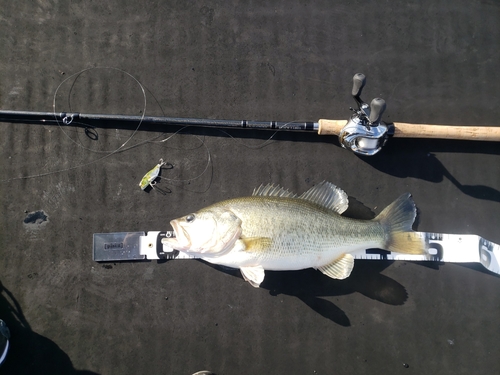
[
  {"left": 162, "top": 181, "right": 426, "bottom": 287},
  {"left": 220, "top": 197, "right": 384, "bottom": 263}
]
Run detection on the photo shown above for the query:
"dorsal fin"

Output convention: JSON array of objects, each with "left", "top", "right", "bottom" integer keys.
[
  {"left": 298, "top": 181, "right": 349, "bottom": 214},
  {"left": 252, "top": 184, "right": 297, "bottom": 198}
]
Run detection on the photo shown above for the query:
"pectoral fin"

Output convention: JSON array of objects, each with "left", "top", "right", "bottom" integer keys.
[
  {"left": 318, "top": 254, "right": 354, "bottom": 280},
  {"left": 241, "top": 237, "right": 273, "bottom": 253},
  {"left": 240, "top": 266, "right": 265, "bottom": 287}
]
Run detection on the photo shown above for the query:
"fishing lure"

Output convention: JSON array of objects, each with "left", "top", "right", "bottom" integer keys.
[{"left": 139, "top": 159, "right": 169, "bottom": 191}]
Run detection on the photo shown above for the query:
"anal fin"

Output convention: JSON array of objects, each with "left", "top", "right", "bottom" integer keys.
[
  {"left": 318, "top": 254, "right": 354, "bottom": 280},
  {"left": 240, "top": 266, "right": 265, "bottom": 287}
]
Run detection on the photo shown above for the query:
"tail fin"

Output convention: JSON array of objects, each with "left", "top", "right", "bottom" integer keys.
[{"left": 375, "top": 193, "right": 426, "bottom": 255}]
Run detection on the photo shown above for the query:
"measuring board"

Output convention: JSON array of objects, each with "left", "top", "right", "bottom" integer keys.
[{"left": 93, "top": 231, "right": 500, "bottom": 276}]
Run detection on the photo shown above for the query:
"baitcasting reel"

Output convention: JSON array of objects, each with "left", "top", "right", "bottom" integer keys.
[{"left": 338, "top": 73, "right": 394, "bottom": 156}]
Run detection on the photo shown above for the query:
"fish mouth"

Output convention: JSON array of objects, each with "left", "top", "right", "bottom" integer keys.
[{"left": 169, "top": 219, "right": 191, "bottom": 250}]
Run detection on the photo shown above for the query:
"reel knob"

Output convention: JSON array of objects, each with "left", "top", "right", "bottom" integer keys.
[
  {"left": 369, "top": 98, "right": 386, "bottom": 125},
  {"left": 351, "top": 73, "right": 366, "bottom": 98}
]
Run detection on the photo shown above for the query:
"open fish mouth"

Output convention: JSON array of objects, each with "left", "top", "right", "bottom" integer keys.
[{"left": 169, "top": 220, "right": 191, "bottom": 250}]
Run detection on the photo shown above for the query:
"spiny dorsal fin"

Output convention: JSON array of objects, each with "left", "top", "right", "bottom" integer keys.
[
  {"left": 252, "top": 184, "right": 297, "bottom": 198},
  {"left": 298, "top": 181, "right": 349, "bottom": 214}
]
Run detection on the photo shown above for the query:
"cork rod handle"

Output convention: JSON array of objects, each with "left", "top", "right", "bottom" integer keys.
[
  {"left": 392, "top": 122, "right": 500, "bottom": 141},
  {"left": 317, "top": 119, "right": 347, "bottom": 135},
  {"left": 318, "top": 119, "right": 500, "bottom": 141}
]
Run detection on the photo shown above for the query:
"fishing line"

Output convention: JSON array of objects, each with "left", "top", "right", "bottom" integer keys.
[
  {"left": 0, "top": 67, "right": 211, "bottom": 185},
  {"left": 1, "top": 67, "right": 300, "bottom": 186},
  {"left": 215, "top": 119, "right": 308, "bottom": 150},
  {"left": 152, "top": 130, "right": 212, "bottom": 185},
  {"left": 0, "top": 67, "right": 150, "bottom": 182},
  {"left": 56, "top": 67, "right": 213, "bottom": 185},
  {"left": 53, "top": 66, "right": 147, "bottom": 154}
]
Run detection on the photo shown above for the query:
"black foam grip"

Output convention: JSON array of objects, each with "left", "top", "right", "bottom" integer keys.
[
  {"left": 352, "top": 73, "right": 366, "bottom": 97},
  {"left": 369, "top": 98, "right": 386, "bottom": 123}
]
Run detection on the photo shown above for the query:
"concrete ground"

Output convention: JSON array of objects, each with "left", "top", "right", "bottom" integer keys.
[{"left": 0, "top": 1, "right": 499, "bottom": 374}]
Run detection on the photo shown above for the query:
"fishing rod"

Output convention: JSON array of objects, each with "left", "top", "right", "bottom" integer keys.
[{"left": 1, "top": 73, "right": 499, "bottom": 155}]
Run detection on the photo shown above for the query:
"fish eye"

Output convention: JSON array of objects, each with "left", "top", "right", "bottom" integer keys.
[{"left": 185, "top": 214, "right": 195, "bottom": 223}]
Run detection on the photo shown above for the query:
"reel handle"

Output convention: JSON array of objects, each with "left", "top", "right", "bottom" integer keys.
[
  {"left": 368, "top": 98, "right": 386, "bottom": 124},
  {"left": 351, "top": 73, "right": 366, "bottom": 98}
]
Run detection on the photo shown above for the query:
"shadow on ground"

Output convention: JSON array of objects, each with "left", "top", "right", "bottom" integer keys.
[
  {"left": 362, "top": 139, "right": 500, "bottom": 203},
  {"left": 206, "top": 258, "right": 410, "bottom": 327},
  {"left": 0, "top": 281, "right": 99, "bottom": 375}
]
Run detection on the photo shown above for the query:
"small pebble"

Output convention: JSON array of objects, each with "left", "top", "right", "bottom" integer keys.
[{"left": 403, "top": 363, "right": 409, "bottom": 368}]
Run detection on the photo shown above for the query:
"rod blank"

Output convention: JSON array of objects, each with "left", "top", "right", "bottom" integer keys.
[{"left": 0, "top": 110, "right": 317, "bottom": 132}]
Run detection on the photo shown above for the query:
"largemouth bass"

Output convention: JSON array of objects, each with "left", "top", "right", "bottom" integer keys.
[{"left": 162, "top": 181, "right": 426, "bottom": 287}]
